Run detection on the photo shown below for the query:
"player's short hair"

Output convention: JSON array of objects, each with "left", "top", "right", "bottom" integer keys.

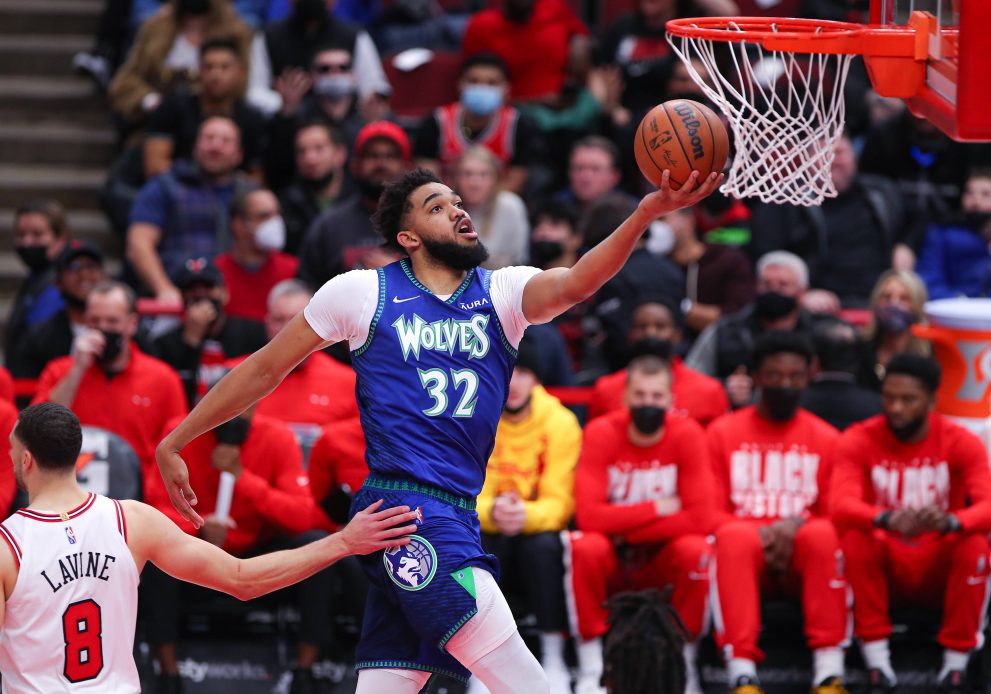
[
  {"left": 14, "top": 403, "right": 83, "bottom": 472},
  {"left": 627, "top": 355, "right": 672, "bottom": 383},
  {"left": 267, "top": 278, "right": 313, "bottom": 312},
  {"left": 461, "top": 52, "right": 510, "bottom": 80},
  {"left": 89, "top": 280, "right": 137, "bottom": 314},
  {"left": 756, "top": 250, "right": 809, "bottom": 290},
  {"left": 751, "top": 330, "right": 814, "bottom": 370},
  {"left": 632, "top": 294, "right": 685, "bottom": 330},
  {"left": 603, "top": 589, "right": 688, "bottom": 694},
  {"left": 371, "top": 168, "right": 445, "bottom": 252},
  {"left": 884, "top": 353, "right": 941, "bottom": 393}
]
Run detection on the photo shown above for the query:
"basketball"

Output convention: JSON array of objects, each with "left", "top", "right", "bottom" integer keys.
[{"left": 634, "top": 99, "right": 729, "bottom": 190}]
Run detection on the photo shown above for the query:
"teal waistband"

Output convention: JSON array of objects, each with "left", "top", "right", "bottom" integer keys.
[{"left": 361, "top": 475, "right": 477, "bottom": 511}]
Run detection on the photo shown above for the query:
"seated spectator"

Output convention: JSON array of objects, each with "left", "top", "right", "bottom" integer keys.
[
  {"left": 585, "top": 194, "right": 684, "bottom": 372},
  {"left": 266, "top": 44, "right": 366, "bottom": 188},
  {"left": 832, "top": 355, "right": 991, "bottom": 693},
  {"left": 802, "top": 318, "right": 882, "bottom": 431},
  {"left": 686, "top": 251, "right": 821, "bottom": 406},
  {"left": 308, "top": 416, "right": 368, "bottom": 526},
  {"left": 8, "top": 242, "right": 107, "bottom": 380},
  {"left": 857, "top": 269, "right": 930, "bottom": 391},
  {"left": 707, "top": 332, "right": 848, "bottom": 694},
  {"left": 589, "top": 296, "right": 728, "bottom": 426},
  {"left": 414, "top": 53, "right": 540, "bottom": 193},
  {"left": 230, "top": 280, "right": 359, "bottom": 456},
  {"left": 916, "top": 168, "right": 991, "bottom": 299},
  {"left": 143, "top": 403, "right": 336, "bottom": 693},
  {"left": 215, "top": 189, "right": 299, "bottom": 321},
  {"left": 109, "top": 0, "right": 252, "bottom": 129},
  {"left": 571, "top": 355, "right": 714, "bottom": 694},
  {"left": 660, "top": 205, "right": 754, "bottom": 339},
  {"left": 126, "top": 116, "right": 256, "bottom": 303},
  {"left": 279, "top": 120, "right": 351, "bottom": 254},
  {"left": 749, "top": 134, "right": 909, "bottom": 307},
  {"left": 5, "top": 200, "right": 69, "bottom": 362},
  {"left": 297, "top": 121, "right": 409, "bottom": 287},
  {"left": 258, "top": 0, "right": 390, "bottom": 117},
  {"left": 454, "top": 147, "right": 529, "bottom": 269},
  {"left": 474, "top": 338, "right": 580, "bottom": 693},
  {"left": 33, "top": 281, "right": 187, "bottom": 476},
  {"left": 558, "top": 136, "right": 636, "bottom": 211},
  {"left": 144, "top": 36, "right": 267, "bottom": 180},
  {"left": 529, "top": 199, "right": 581, "bottom": 270},
  {"left": 462, "top": 0, "right": 590, "bottom": 103},
  {"left": 151, "top": 257, "right": 267, "bottom": 407}
]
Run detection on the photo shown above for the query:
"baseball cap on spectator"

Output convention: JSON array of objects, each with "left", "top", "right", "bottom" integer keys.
[
  {"left": 175, "top": 257, "right": 223, "bottom": 289},
  {"left": 54, "top": 240, "right": 103, "bottom": 271},
  {"left": 354, "top": 121, "right": 411, "bottom": 160}
]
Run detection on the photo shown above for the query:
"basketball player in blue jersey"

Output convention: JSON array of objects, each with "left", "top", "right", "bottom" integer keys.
[{"left": 156, "top": 167, "right": 721, "bottom": 693}]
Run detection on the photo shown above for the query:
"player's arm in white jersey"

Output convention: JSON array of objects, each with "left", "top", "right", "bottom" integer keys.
[{"left": 520, "top": 169, "right": 721, "bottom": 324}]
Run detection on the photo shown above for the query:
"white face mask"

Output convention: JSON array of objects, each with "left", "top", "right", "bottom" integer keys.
[
  {"left": 646, "top": 220, "right": 675, "bottom": 256},
  {"left": 254, "top": 216, "right": 286, "bottom": 252}
]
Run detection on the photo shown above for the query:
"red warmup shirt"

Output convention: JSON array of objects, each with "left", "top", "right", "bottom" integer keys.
[
  {"left": 33, "top": 348, "right": 187, "bottom": 474},
  {"left": 462, "top": 0, "right": 589, "bottom": 100},
  {"left": 0, "top": 367, "right": 14, "bottom": 403},
  {"left": 575, "top": 409, "right": 714, "bottom": 543},
  {"left": 146, "top": 414, "right": 331, "bottom": 555},
  {"left": 0, "top": 399, "right": 18, "bottom": 514},
  {"left": 308, "top": 417, "right": 370, "bottom": 525},
  {"left": 214, "top": 251, "right": 299, "bottom": 322},
  {"left": 587, "top": 358, "right": 730, "bottom": 426},
  {"left": 831, "top": 413, "right": 991, "bottom": 533},
  {"left": 707, "top": 406, "right": 839, "bottom": 527}
]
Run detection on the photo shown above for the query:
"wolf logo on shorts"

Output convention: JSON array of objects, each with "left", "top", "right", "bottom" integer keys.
[{"left": 384, "top": 536, "right": 437, "bottom": 591}]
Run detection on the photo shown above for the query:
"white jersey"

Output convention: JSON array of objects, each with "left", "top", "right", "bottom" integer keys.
[{"left": 0, "top": 493, "right": 140, "bottom": 693}]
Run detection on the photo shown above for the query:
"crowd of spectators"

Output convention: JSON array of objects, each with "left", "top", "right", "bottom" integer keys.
[{"left": 3, "top": 0, "right": 991, "bottom": 692}]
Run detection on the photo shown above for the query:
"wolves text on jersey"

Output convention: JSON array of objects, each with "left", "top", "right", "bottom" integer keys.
[
  {"left": 393, "top": 313, "right": 491, "bottom": 362},
  {"left": 41, "top": 551, "right": 117, "bottom": 593}
]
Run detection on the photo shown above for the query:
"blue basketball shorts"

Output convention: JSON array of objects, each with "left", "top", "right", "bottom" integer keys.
[{"left": 348, "top": 475, "right": 500, "bottom": 684}]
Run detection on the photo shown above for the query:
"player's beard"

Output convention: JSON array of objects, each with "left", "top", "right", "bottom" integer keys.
[{"left": 421, "top": 236, "right": 490, "bottom": 272}]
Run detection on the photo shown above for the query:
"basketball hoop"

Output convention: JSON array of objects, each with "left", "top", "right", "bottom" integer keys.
[{"left": 666, "top": 15, "right": 929, "bottom": 206}]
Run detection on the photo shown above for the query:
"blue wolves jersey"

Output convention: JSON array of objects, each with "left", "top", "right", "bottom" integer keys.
[{"left": 351, "top": 259, "right": 517, "bottom": 497}]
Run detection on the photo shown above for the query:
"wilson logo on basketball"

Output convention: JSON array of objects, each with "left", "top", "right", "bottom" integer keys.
[{"left": 671, "top": 102, "right": 705, "bottom": 160}]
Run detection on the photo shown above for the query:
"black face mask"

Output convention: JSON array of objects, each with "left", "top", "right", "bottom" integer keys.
[
  {"left": 214, "top": 417, "right": 251, "bottom": 445},
  {"left": 755, "top": 291, "right": 797, "bottom": 321},
  {"left": 16, "top": 246, "right": 50, "bottom": 273},
  {"left": 176, "top": 0, "right": 211, "bottom": 17},
  {"left": 293, "top": 0, "right": 328, "bottom": 25},
  {"left": 98, "top": 331, "right": 125, "bottom": 367},
  {"left": 503, "top": 395, "right": 531, "bottom": 415},
  {"left": 874, "top": 305, "right": 915, "bottom": 334},
  {"left": 888, "top": 414, "right": 927, "bottom": 442},
  {"left": 420, "top": 236, "right": 491, "bottom": 272},
  {"left": 761, "top": 386, "right": 803, "bottom": 421},
  {"left": 630, "top": 406, "right": 666, "bottom": 435},
  {"left": 530, "top": 240, "right": 564, "bottom": 266},
  {"left": 60, "top": 290, "right": 87, "bottom": 312},
  {"left": 630, "top": 336, "right": 673, "bottom": 360}
]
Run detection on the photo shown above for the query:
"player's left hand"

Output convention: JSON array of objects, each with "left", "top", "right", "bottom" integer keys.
[
  {"left": 637, "top": 170, "right": 724, "bottom": 222},
  {"left": 339, "top": 499, "right": 420, "bottom": 555}
]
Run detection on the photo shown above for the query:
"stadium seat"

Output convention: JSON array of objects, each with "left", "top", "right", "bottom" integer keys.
[{"left": 384, "top": 50, "right": 462, "bottom": 124}]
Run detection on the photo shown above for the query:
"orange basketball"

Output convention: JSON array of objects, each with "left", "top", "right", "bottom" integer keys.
[{"left": 634, "top": 99, "right": 729, "bottom": 190}]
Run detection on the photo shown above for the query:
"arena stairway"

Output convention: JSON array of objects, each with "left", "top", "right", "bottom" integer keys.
[{"left": 0, "top": 0, "right": 118, "bottom": 352}]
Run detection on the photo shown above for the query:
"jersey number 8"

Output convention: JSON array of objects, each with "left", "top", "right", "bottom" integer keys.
[{"left": 62, "top": 599, "right": 104, "bottom": 683}]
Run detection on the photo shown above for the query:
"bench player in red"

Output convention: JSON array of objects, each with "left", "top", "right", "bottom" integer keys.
[
  {"left": 0, "top": 403, "right": 418, "bottom": 693},
  {"left": 707, "top": 332, "right": 848, "bottom": 694},
  {"left": 568, "top": 354, "right": 714, "bottom": 694},
  {"left": 832, "top": 354, "right": 991, "bottom": 694}
]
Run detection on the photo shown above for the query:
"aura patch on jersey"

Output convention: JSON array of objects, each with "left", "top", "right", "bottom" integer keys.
[{"left": 384, "top": 535, "right": 437, "bottom": 591}]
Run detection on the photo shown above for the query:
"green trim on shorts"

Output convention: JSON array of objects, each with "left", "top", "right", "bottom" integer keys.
[
  {"left": 437, "top": 607, "right": 478, "bottom": 652},
  {"left": 362, "top": 475, "right": 477, "bottom": 511},
  {"left": 354, "top": 660, "right": 469, "bottom": 685}
]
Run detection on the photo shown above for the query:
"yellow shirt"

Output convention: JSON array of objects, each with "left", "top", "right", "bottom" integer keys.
[{"left": 478, "top": 385, "right": 582, "bottom": 534}]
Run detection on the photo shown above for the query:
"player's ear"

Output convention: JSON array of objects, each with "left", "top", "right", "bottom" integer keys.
[{"left": 396, "top": 229, "right": 421, "bottom": 252}]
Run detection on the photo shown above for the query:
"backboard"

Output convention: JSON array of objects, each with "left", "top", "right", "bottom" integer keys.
[{"left": 875, "top": 0, "right": 991, "bottom": 140}]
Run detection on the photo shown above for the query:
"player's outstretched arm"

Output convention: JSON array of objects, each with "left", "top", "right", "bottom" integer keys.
[
  {"left": 156, "top": 313, "right": 327, "bottom": 527},
  {"left": 123, "top": 499, "right": 417, "bottom": 601},
  {"left": 520, "top": 170, "right": 722, "bottom": 324}
]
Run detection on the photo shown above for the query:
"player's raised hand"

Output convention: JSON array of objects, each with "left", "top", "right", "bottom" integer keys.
[
  {"left": 637, "top": 170, "right": 724, "bottom": 222},
  {"left": 339, "top": 499, "right": 420, "bottom": 555},
  {"left": 155, "top": 440, "right": 204, "bottom": 529}
]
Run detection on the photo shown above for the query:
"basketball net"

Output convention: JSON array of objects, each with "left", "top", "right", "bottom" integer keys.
[{"left": 668, "top": 23, "right": 855, "bottom": 206}]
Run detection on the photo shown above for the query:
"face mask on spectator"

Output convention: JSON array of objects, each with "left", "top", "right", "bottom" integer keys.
[
  {"left": 754, "top": 291, "right": 797, "bottom": 321},
  {"left": 631, "top": 336, "right": 673, "bottom": 361},
  {"left": 214, "top": 416, "right": 251, "bottom": 445},
  {"left": 530, "top": 240, "right": 563, "bottom": 266},
  {"left": 874, "top": 305, "right": 915, "bottom": 334},
  {"left": 98, "top": 331, "right": 124, "bottom": 366},
  {"left": 630, "top": 405, "right": 666, "bottom": 435},
  {"left": 15, "top": 246, "right": 50, "bottom": 273},
  {"left": 313, "top": 74, "right": 355, "bottom": 100},
  {"left": 254, "top": 216, "right": 286, "bottom": 252},
  {"left": 761, "top": 386, "right": 802, "bottom": 421},
  {"left": 646, "top": 220, "right": 675, "bottom": 255},
  {"left": 461, "top": 85, "right": 503, "bottom": 116}
]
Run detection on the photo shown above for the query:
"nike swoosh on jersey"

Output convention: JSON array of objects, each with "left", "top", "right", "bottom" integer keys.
[{"left": 393, "top": 295, "right": 420, "bottom": 304}]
